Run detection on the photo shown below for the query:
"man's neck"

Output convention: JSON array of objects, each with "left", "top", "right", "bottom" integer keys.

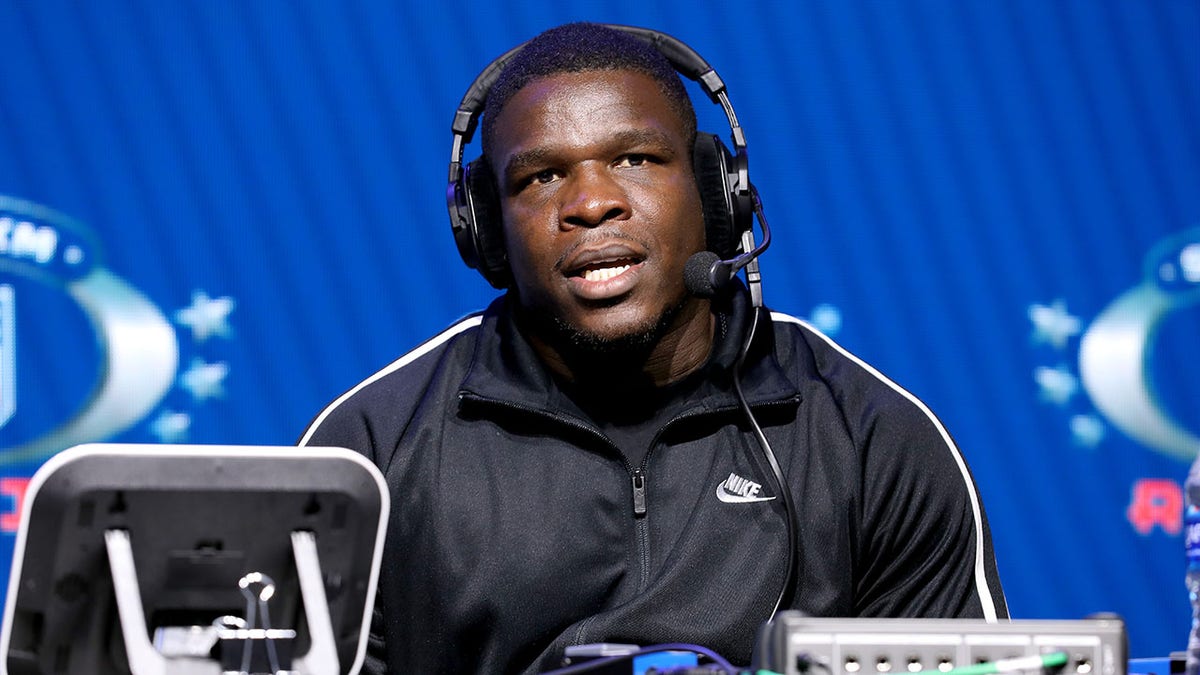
[{"left": 526, "top": 298, "right": 715, "bottom": 390}]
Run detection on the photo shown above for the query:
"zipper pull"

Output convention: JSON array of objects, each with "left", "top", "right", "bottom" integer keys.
[{"left": 631, "top": 471, "right": 647, "bottom": 517}]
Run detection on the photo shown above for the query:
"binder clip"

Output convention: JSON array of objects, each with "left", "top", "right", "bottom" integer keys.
[{"left": 215, "top": 573, "right": 299, "bottom": 675}]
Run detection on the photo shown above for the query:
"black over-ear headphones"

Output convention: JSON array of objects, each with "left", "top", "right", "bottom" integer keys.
[{"left": 446, "top": 24, "right": 756, "bottom": 291}]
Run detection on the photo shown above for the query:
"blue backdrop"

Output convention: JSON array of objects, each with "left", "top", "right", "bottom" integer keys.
[{"left": 0, "top": 0, "right": 1196, "bottom": 659}]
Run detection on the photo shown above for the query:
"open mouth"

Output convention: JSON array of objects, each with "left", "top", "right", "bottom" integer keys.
[
  {"left": 561, "top": 243, "right": 647, "bottom": 299},
  {"left": 576, "top": 261, "right": 634, "bottom": 282},
  {"left": 563, "top": 245, "right": 645, "bottom": 281}
]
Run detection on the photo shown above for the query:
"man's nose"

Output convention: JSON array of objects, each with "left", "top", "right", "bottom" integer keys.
[{"left": 560, "top": 165, "right": 631, "bottom": 229}]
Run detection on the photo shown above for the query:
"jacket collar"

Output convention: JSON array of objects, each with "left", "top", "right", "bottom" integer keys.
[{"left": 457, "top": 285, "right": 800, "bottom": 418}]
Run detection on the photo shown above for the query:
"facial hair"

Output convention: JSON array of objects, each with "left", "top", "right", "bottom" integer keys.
[
  {"left": 549, "top": 294, "right": 689, "bottom": 357},
  {"left": 512, "top": 288, "right": 693, "bottom": 388}
]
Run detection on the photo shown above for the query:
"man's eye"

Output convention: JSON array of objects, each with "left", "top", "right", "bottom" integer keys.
[
  {"left": 531, "top": 169, "right": 559, "bottom": 185},
  {"left": 615, "top": 154, "right": 648, "bottom": 168}
]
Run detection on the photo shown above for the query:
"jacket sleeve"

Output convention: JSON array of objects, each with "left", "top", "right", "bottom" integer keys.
[
  {"left": 854, "top": 390, "right": 1008, "bottom": 620},
  {"left": 296, "top": 407, "right": 391, "bottom": 673},
  {"left": 359, "top": 599, "right": 388, "bottom": 675}
]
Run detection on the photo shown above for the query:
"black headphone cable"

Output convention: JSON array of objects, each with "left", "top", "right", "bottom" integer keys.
[{"left": 729, "top": 197, "right": 797, "bottom": 620}]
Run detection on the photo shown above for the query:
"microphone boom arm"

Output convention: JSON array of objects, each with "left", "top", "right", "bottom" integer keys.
[{"left": 730, "top": 186, "right": 770, "bottom": 307}]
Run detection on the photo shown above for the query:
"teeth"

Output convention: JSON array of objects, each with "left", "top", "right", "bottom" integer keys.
[{"left": 582, "top": 264, "right": 631, "bottom": 282}]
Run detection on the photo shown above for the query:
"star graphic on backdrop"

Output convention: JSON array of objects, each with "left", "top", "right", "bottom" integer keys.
[
  {"left": 1028, "top": 299, "right": 1081, "bottom": 350},
  {"left": 1070, "top": 414, "right": 1106, "bottom": 448},
  {"left": 150, "top": 410, "right": 191, "bottom": 443},
  {"left": 808, "top": 303, "right": 843, "bottom": 336},
  {"left": 179, "top": 358, "right": 229, "bottom": 401},
  {"left": 1034, "top": 364, "right": 1078, "bottom": 406},
  {"left": 175, "top": 291, "right": 235, "bottom": 342}
]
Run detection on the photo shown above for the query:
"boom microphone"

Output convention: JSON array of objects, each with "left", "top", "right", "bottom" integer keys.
[
  {"left": 684, "top": 251, "right": 728, "bottom": 298},
  {"left": 684, "top": 185, "right": 772, "bottom": 300}
]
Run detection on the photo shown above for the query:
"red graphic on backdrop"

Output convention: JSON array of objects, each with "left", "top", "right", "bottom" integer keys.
[
  {"left": 1127, "top": 478, "right": 1183, "bottom": 535},
  {"left": 1, "top": 477, "right": 29, "bottom": 533}
]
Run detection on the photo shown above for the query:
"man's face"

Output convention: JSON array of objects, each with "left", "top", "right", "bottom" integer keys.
[{"left": 489, "top": 69, "right": 706, "bottom": 348}]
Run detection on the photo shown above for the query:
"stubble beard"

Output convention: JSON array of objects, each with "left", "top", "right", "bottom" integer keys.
[
  {"left": 516, "top": 290, "right": 693, "bottom": 384},
  {"left": 550, "top": 295, "right": 689, "bottom": 358}
]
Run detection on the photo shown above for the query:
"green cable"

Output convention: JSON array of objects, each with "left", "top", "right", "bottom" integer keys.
[
  {"left": 914, "top": 651, "right": 1070, "bottom": 675},
  {"left": 755, "top": 650, "right": 1070, "bottom": 675}
]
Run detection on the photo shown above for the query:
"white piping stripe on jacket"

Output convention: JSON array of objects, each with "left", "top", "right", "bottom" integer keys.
[
  {"left": 297, "top": 314, "right": 485, "bottom": 448},
  {"left": 770, "top": 311, "right": 1003, "bottom": 622}
]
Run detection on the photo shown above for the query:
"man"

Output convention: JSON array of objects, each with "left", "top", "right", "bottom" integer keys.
[{"left": 299, "top": 22, "right": 1006, "bottom": 674}]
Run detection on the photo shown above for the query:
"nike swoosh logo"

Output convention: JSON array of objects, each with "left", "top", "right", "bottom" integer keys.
[{"left": 715, "top": 485, "right": 777, "bottom": 503}]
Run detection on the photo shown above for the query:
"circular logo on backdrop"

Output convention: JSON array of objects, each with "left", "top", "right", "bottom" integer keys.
[
  {"left": 1029, "top": 228, "right": 1200, "bottom": 461},
  {"left": 0, "top": 196, "right": 177, "bottom": 467},
  {"left": 1078, "top": 228, "right": 1200, "bottom": 462}
]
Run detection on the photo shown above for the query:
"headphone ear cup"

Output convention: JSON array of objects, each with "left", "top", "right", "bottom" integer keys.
[
  {"left": 461, "top": 158, "right": 512, "bottom": 288},
  {"left": 692, "top": 133, "right": 740, "bottom": 259}
]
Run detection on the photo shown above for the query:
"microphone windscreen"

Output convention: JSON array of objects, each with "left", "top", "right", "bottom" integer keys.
[{"left": 684, "top": 251, "right": 722, "bottom": 298}]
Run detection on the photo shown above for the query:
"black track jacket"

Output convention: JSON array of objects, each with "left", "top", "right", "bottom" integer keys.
[{"left": 298, "top": 288, "right": 1007, "bottom": 673}]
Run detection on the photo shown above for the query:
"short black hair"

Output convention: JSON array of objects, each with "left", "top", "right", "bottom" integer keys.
[{"left": 480, "top": 22, "right": 698, "bottom": 162}]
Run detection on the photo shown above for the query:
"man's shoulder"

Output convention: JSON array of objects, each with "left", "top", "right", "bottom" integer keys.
[
  {"left": 298, "top": 310, "right": 490, "bottom": 445},
  {"left": 766, "top": 309, "right": 873, "bottom": 385},
  {"left": 354, "top": 310, "right": 487, "bottom": 394},
  {"left": 767, "top": 308, "right": 967, "bottom": 469},
  {"left": 765, "top": 309, "right": 934, "bottom": 418}
]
